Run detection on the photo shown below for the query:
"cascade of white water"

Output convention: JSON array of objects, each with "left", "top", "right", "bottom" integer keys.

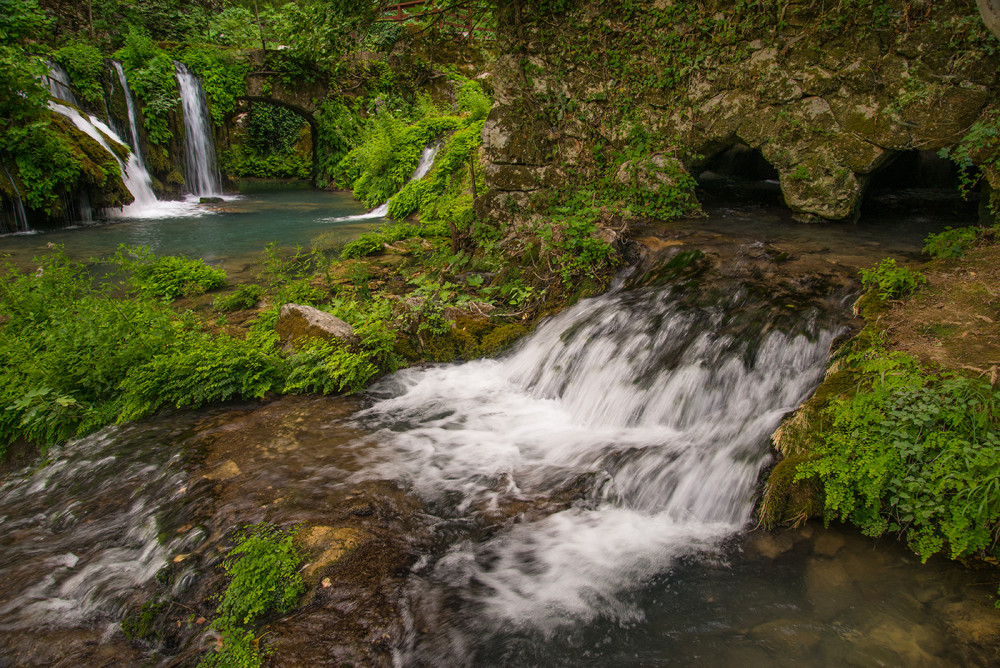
[
  {"left": 42, "top": 62, "right": 78, "bottom": 106},
  {"left": 326, "top": 143, "right": 441, "bottom": 222},
  {"left": 48, "top": 103, "right": 202, "bottom": 220},
  {"left": 2, "top": 163, "right": 30, "bottom": 233},
  {"left": 355, "top": 282, "right": 839, "bottom": 641},
  {"left": 174, "top": 62, "right": 222, "bottom": 197}
]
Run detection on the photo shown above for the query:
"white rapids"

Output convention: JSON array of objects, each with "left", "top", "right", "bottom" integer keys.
[{"left": 350, "top": 279, "right": 838, "bottom": 644}]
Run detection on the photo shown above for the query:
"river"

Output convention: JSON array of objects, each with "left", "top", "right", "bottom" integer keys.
[{"left": 0, "top": 184, "right": 998, "bottom": 666}]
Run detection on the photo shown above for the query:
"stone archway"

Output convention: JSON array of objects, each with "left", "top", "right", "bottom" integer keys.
[{"left": 235, "top": 96, "right": 320, "bottom": 181}]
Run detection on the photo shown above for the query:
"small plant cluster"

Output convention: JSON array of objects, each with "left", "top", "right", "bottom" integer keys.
[
  {"left": 113, "top": 246, "right": 227, "bottom": 300},
  {"left": 923, "top": 224, "right": 999, "bottom": 259},
  {"left": 340, "top": 223, "right": 421, "bottom": 260},
  {"left": 540, "top": 194, "right": 619, "bottom": 287},
  {"left": 198, "top": 523, "right": 305, "bottom": 668},
  {"left": 795, "top": 347, "right": 1000, "bottom": 582},
  {"left": 859, "top": 257, "right": 926, "bottom": 301}
]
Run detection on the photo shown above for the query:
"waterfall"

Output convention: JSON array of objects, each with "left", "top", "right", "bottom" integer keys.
[
  {"left": 174, "top": 62, "right": 222, "bottom": 197},
  {"left": 353, "top": 280, "right": 840, "bottom": 657},
  {"left": 42, "top": 62, "right": 78, "bottom": 106},
  {"left": 326, "top": 143, "right": 441, "bottom": 221},
  {"left": 110, "top": 61, "right": 147, "bottom": 170},
  {"left": 48, "top": 103, "right": 201, "bottom": 220},
  {"left": 2, "top": 163, "right": 30, "bottom": 233}
]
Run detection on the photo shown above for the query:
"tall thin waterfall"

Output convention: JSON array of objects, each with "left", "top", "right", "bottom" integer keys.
[
  {"left": 2, "top": 162, "right": 30, "bottom": 233},
  {"left": 42, "top": 62, "right": 78, "bottom": 106},
  {"left": 174, "top": 62, "right": 222, "bottom": 197},
  {"left": 111, "top": 61, "right": 147, "bottom": 170}
]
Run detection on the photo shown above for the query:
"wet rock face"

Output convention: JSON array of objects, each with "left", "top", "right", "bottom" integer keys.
[
  {"left": 276, "top": 303, "right": 357, "bottom": 350},
  {"left": 481, "top": 0, "right": 1000, "bottom": 222}
]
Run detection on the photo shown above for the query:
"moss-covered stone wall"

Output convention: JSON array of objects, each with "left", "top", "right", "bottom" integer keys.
[{"left": 480, "top": 0, "right": 1000, "bottom": 222}]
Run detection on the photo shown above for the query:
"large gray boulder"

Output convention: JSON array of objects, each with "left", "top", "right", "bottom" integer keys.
[{"left": 276, "top": 303, "right": 357, "bottom": 350}]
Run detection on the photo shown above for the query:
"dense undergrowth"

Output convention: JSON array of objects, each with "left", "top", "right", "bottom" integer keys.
[
  {"left": 765, "top": 223, "right": 1000, "bottom": 603},
  {"left": 0, "top": 245, "right": 402, "bottom": 459}
]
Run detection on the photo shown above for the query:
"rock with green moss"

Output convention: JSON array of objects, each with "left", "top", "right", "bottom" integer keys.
[{"left": 276, "top": 304, "right": 357, "bottom": 351}]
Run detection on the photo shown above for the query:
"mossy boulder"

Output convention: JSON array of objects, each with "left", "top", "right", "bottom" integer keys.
[{"left": 276, "top": 304, "right": 357, "bottom": 351}]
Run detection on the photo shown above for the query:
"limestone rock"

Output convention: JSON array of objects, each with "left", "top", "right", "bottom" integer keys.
[
  {"left": 300, "top": 526, "right": 369, "bottom": 577},
  {"left": 276, "top": 303, "right": 357, "bottom": 350}
]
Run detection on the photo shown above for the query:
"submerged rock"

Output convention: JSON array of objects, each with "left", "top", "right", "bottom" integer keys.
[{"left": 276, "top": 303, "right": 357, "bottom": 350}]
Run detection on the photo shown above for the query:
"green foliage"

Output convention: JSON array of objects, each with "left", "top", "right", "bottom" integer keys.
[
  {"left": 315, "top": 97, "right": 361, "bottom": 188},
  {"left": 0, "top": 2, "right": 92, "bottom": 219},
  {"left": 386, "top": 119, "right": 485, "bottom": 224},
  {"left": 52, "top": 42, "right": 106, "bottom": 108},
  {"left": 939, "top": 109, "right": 1000, "bottom": 198},
  {"left": 340, "top": 223, "right": 420, "bottom": 259},
  {"left": 206, "top": 6, "right": 261, "bottom": 48},
  {"left": 198, "top": 621, "right": 263, "bottom": 668},
  {"left": 923, "top": 226, "right": 981, "bottom": 259},
  {"left": 115, "top": 28, "right": 179, "bottom": 145},
  {"left": 214, "top": 284, "right": 264, "bottom": 312},
  {"left": 796, "top": 349, "right": 1000, "bottom": 567},
  {"left": 117, "top": 328, "right": 283, "bottom": 421},
  {"left": 456, "top": 80, "right": 491, "bottom": 121},
  {"left": 244, "top": 103, "right": 306, "bottom": 155},
  {"left": 540, "top": 192, "right": 618, "bottom": 286},
  {"left": 198, "top": 523, "right": 305, "bottom": 667},
  {"left": 0, "top": 0, "right": 49, "bottom": 43},
  {"left": 223, "top": 102, "right": 310, "bottom": 179},
  {"left": 859, "top": 258, "right": 926, "bottom": 301},
  {"left": 220, "top": 145, "right": 311, "bottom": 179},
  {"left": 113, "top": 246, "right": 227, "bottom": 300},
  {"left": 217, "top": 523, "right": 305, "bottom": 625},
  {"left": 0, "top": 249, "right": 180, "bottom": 449}
]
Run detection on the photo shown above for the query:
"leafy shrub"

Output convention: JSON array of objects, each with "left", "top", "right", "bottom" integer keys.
[
  {"left": 214, "top": 284, "right": 264, "bottom": 312},
  {"left": 340, "top": 223, "right": 419, "bottom": 259},
  {"left": 114, "top": 246, "right": 227, "bottom": 300},
  {"left": 923, "top": 226, "right": 980, "bottom": 259},
  {"left": 314, "top": 98, "right": 361, "bottom": 188},
  {"left": 859, "top": 258, "right": 926, "bottom": 300},
  {"left": 116, "top": 330, "right": 283, "bottom": 421},
  {"left": 0, "top": 249, "right": 180, "bottom": 450},
  {"left": 217, "top": 523, "right": 305, "bottom": 625},
  {"left": 198, "top": 523, "right": 305, "bottom": 667},
  {"left": 457, "top": 80, "right": 491, "bottom": 121},
  {"left": 796, "top": 350, "right": 1000, "bottom": 565},
  {"left": 540, "top": 193, "right": 618, "bottom": 286},
  {"left": 52, "top": 41, "right": 105, "bottom": 107},
  {"left": 198, "top": 621, "right": 262, "bottom": 668}
]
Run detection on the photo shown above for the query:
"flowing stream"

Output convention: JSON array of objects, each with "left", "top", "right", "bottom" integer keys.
[
  {"left": 175, "top": 62, "right": 223, "bottom": 198},
  {"left": 1, "top": 187, "right": 998, "bottom": 665}
]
